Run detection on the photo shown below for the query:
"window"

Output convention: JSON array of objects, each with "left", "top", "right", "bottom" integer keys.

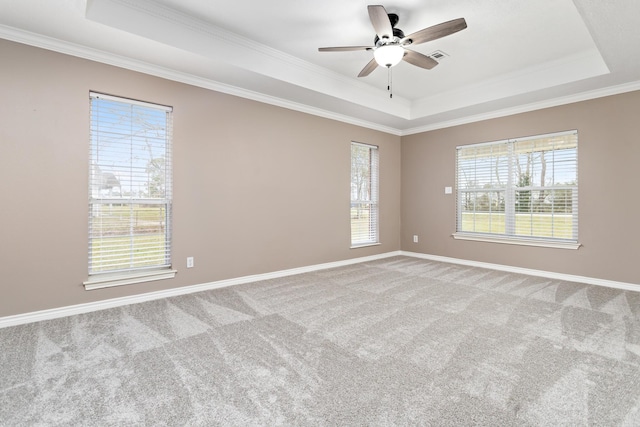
[
  {"left": 85, "top": 92, "right": 175, "bottom": 289},
  {"left": 455, "top": 130, "right": 578, "bottom": 248},
  {"left": 351, "top": 142, "right": 379, "bottom": 247}
]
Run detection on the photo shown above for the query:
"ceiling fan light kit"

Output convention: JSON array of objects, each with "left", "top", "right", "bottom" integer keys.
[
  {"left": 374, "top": 44, "right": 405, "bottom": 68},
  {"left": 318, "top": 4, "right": 467, "bottom": 93}
]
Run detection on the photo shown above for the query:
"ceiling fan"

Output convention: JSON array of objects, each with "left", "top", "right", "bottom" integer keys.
[{"left": 319, "top": 5, "right": 467, "bottom": 77}]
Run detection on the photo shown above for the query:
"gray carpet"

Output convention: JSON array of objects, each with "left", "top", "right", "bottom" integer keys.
[{"left": 2, "top": 256, "right": 640, "bottom": 425}]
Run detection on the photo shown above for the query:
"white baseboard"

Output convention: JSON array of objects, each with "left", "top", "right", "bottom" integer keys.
[
  {"left": 3, "top": 250, "right": 638, "bottom": 329},
  {"left": 401, "top": 251, "right": 640, "bottom": 292},
  {"left": 0, "top": 251, "right": 402, "bottom": 329}
]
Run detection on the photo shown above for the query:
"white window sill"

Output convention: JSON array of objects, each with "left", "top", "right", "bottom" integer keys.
[
  {"left": 83, "top": 268, "right": 177, "bottom": 290},
  {"left": 452, "top": 233, "right": 581, "bottom": 250},
  {"left": 350, "top": 242, "right": 381, "bottom": 249}
]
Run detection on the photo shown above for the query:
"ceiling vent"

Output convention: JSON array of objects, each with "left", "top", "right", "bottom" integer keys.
[{"left": 429, "top": 50, "right": 449, "bottom": 61}]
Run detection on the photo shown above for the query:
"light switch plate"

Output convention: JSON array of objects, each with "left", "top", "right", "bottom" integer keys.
[{"left": 445, "top": 186, "right": 453, "bottom": 194}]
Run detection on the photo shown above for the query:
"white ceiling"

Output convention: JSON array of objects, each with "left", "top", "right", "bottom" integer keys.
[{"left": 1, "top": 0, "right": 640, "bottom": 134}]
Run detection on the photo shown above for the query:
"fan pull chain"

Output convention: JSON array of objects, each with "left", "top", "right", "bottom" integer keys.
[{"left": 387, "top": 66, "right": 393, "bottom": 99}]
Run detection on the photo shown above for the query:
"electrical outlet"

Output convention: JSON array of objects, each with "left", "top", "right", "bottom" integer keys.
[
  {"left": 445, "top": 186, "right": 453, "bottom": 194},
  {"left": 186, "top": 257, "right": 194, "bottom": 268},
  {"left": 413, "top": 235, "right": 418, "bottom": 243}
]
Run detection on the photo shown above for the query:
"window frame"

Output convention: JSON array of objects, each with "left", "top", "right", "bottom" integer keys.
[
  {"left": 454, "top": 130, "right": 580, "bottom": 250},
  {"left": 350, "top": 141, "right": 380, "bottom": 248},
  {"left": 84, "top": 92, "right": 176, "bottom": 290}
]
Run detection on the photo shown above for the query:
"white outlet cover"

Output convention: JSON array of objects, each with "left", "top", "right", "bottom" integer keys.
[{"left": 445, "top": 186, "right": 453, "bottom": 194}]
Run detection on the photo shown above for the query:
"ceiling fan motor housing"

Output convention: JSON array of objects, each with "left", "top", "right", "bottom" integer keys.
[
  {"left": 387, "top": 13, "right": 400, "bottom": 27},
  {"left": 374, "top": 27, "right": 405, "bottom": 46}
]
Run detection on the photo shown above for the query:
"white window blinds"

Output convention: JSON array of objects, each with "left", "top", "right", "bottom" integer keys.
[
  {"left": 456, "top": 130, "right": 578, "bottom": 243},
  {"left": 89, "top": 92, "right": 173, "bottom": 275},
  {"left": 351, "top": 142, "right": 379, "bottom": 246}
]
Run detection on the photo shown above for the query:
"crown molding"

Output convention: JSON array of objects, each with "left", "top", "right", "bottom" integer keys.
[
  {"left": 2, "top": 21, "right": 639, "bottom": 138},
  {"left": 401, "top": 79, "right": 640, "bottom": 135},
  {"left": 409, "top": 49, "right": 608, "bottom": 120},
  {"left": 85, "top": 0, "right": 412, "bottom": 118},
  {"left": 94, "top": 0, "right": 374, "bottom": 91},
  {"left": 0, "top": 25, "right": 402, "bottom": 135}
]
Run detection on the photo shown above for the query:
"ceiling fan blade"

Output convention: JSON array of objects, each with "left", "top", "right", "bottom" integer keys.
[
  {"left": 401, "top": 18, "right": 467, "bottom": 46},
  {"left": 368, "top": 5, "right": 393, "bottom": 39},
  {"left": 318, "top": 46, "right": 373, "bottom": 52},
  {"left": 358, "top": 58, "right": 379, "bottom": 77},
  {"left": 402, "top": 49, "right": 439, "bottom": 70}
]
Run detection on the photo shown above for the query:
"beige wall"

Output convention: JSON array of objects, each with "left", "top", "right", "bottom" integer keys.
[
  {"left": 401, "top": 90, "right": 640, "bottom": 284},
  {"left": 0, "top": 40, "right": 401, "bottom": 317},
  {"left": 2, "top": 37, "right": 638, "bottom": 319}
]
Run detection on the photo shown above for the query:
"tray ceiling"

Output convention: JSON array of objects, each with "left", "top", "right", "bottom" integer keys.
[{"left": 1, "top": 0, "right": 639, "bottom": 134}]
